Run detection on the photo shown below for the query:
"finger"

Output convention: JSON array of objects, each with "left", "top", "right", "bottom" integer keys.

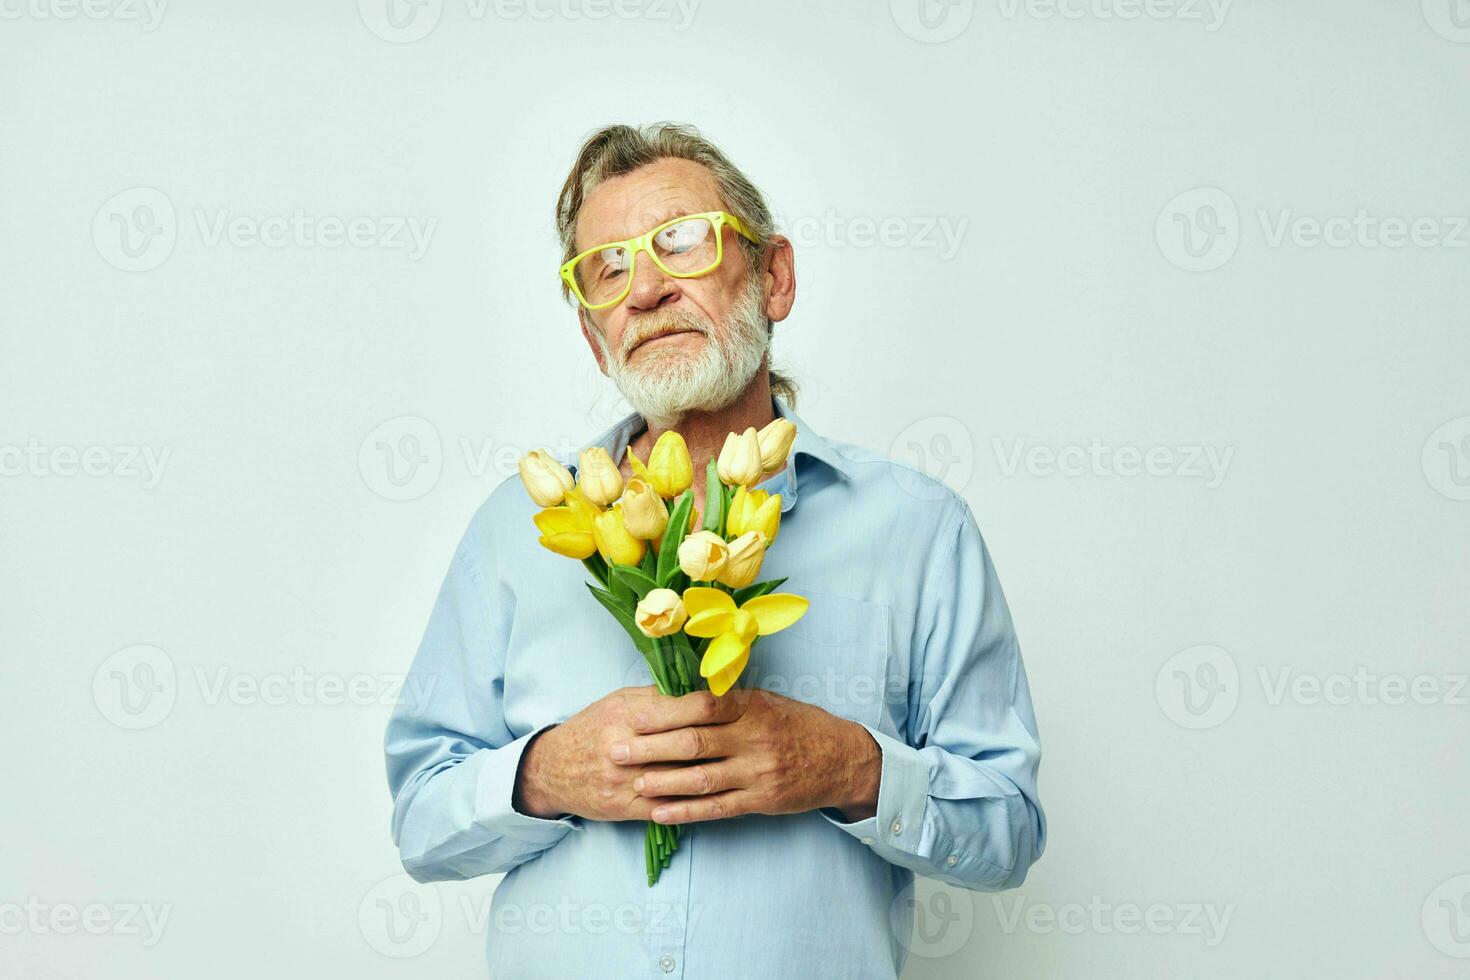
[
  {"left": 610, "top": 725, "right": 726, "bottom": 766},
  {"left": 636, "top": 760, "right": 748, "bottom": 798},
  {"left": 649, "top": 790, "right": 758, "bottom": 825},
  {"left": 629, "top": 690, "right": 741, "bottom": 735}
]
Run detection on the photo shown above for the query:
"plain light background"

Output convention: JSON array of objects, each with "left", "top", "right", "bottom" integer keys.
[{"left": 3, "top": 0, "right": 1468, "bottom": 976}]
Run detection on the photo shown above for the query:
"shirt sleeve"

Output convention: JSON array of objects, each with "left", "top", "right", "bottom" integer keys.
[
  {"left": 384, "top": 510, "right": 580, "bottom": 882},
  {"left": 819, "top": 498, "right": 1046, "bottom": 891}
]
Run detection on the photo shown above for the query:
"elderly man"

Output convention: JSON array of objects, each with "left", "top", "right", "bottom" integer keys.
[{"left": 384, "top": 122, "right": 1045, "bottom": 978}]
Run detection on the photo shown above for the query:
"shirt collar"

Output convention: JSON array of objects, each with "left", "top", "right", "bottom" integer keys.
[{"left": 559, "top": 396, "right": 852, "bottom": 505}]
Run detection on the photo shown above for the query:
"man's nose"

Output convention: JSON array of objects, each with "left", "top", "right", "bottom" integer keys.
[{"left": 625, "top": 253, "right": 680, "bottom": 311}]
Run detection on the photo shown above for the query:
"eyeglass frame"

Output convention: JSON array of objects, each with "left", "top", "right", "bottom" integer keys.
[{"left": 559, "top": 209, "right": 760, "bottom": 311}]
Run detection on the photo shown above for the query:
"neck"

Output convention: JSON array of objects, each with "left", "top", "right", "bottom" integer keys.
[{"left": 625, "top": 372, "right": 777, "bottom": 493}]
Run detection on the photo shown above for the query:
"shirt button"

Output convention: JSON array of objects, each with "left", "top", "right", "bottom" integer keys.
[
  {"left": 890, "top": 819, "right": 904, "bottom": 836},
  {"left": 659, "top": 954, "right": 676, "bottom": 973},
  {"left": 860, "top": 836, "right": 875, "bottom": 846},
  {"left": 946, "top": 854, "right": 958, "bottom": 867}
]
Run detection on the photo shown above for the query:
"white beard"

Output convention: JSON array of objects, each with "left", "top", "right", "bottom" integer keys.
[{"left": 595, "top": 274, "right": 770, "bottom": 428}]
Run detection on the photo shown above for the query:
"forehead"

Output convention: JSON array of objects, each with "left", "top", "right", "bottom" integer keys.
[{"left": 575, "top": 157, "right": 723, "bottom": 250}]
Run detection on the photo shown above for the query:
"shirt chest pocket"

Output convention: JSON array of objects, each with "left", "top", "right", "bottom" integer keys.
[{"left": 742, "top": 590, "right": 894, "bottom": 731}]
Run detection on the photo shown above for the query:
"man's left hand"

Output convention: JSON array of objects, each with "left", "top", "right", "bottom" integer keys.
[{"left": 609, "top": 688, "right": 882, "bottom": 825}]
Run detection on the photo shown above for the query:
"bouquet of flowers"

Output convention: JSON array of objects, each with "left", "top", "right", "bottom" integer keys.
[{"left": 517, "top": 418, "right": 809, "bottom": 885}]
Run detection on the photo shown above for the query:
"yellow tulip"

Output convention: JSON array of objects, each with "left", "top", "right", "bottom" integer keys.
[
  {"left": 715, "top": 531, "right": 765, "bottom": 589},
  {"left": 620, "top": 478, "right": 668, "bottom": 540},
  {"left": 726, "top": 484, "right": 782, "bottom": 546},
  {"left": 716, "top": 427, "right": 762, "bottom": 487},
  {"left": 635, "top": 588, "right": 688, "bottom": 638},
  {"left": 591, "top": 503, "right": 647, "bottom": 567},
  {"left": 532, "top": 487, "right": 599, "bottom": 559},
  {"left": 518, "top": 448, "right": 575, "bottom": 508},
  {"left": 577, "top": 446, "right": 624, "bottom": 507},
  {"left": 625, "top": 445, "right": 651, "bottom": 483},
  {"left": 757, "top": 418, "right": 797, "bottom": 478},
  {"left": 682, "top": 586, "right": 809, "bottom": 695},
  {"left": 646, "top": 430, "right": 693, "bottom": 498},
  {"left": 677, "top": 530, "right": 728, "bottom": 581}
]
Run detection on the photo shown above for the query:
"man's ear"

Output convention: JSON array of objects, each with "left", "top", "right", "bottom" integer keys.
[
  {"left": 761, "top": 234, "right": 796, "bottom": 324},
  {"left": 579, "top": 309, "right": 610, "bottom": 377}
]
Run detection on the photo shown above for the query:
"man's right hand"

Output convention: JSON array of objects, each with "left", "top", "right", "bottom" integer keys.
[{"left": 515, "top": 685, "right": 737, "bottom": 821}]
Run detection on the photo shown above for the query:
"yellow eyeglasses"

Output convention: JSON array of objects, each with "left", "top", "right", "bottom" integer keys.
[{"left": 560, "top": 210, "right": 759, "bottom": 311}]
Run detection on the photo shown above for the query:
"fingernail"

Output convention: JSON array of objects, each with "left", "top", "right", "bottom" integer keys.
[
  {"left": 611, "top": 744, "right": 629, "bottom": 762},
  {"left": 633, "top": 714, "right": 649, "bottom": 731},
  {"left": 633, "top": 777, "right": 645, "bottom": 792},
  {"left": 651, "top": 807, "right": 669, "bottom": 822}
]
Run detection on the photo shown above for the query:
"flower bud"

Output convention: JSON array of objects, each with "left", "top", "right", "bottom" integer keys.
[
  {"left": 717, "top": 427, "right": 763, "bottom": 487},
  {"left": 518, "top": 448, "right": 575, "bottom": 508},
  {"left": 635, "top": 588, "right": 688, "bottom": 638},
  {"left": 591, "top": 503, "right": 646, "bottom": 567},
  {"left": 726, "top": 485, "right": 782, "bottom": 546},
  {"left": 647, "top": 431, "right": 693, "bottom": 497},
  {"left": 577, "top": 446, "right": 624, "bottom": 507},
  {"left": 716, "top": 531, "right": 765, "bottom": 589},
  {"left": 620, "top": 478, "right": 668, "bottom": 540},
  {"left": 678, "top": 530, "right": 729, "bottom": 582},
  {"left": 756, "top": 418, "right": 797, "bottom": 477}
]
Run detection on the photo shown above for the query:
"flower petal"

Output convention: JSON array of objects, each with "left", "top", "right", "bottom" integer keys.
[
  {"left": 684, "top": 608, "right": 734, "bottom": 638},
  {"left": 704, "top": 646, "right": 750, "bottom": 697},
  {"left": 700, "top": 633, "right": 750, "bottom": 687},
  {"left": 683, "top": 586, "right": 735, "bottom": 618},
  {"left": 744, "top": 593, "right": 809, "bottom": 635}
]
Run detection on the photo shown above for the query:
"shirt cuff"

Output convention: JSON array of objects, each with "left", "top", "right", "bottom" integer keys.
[
  {"left": 474, "top": 726, "right": 581, "bottom": 846},
  {"left": 818, "top": 724, "right": 930, "bottom": 856}
]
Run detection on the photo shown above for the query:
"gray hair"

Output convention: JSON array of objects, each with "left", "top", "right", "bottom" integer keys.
[{"left": 554, "top": 121, "right": 799, "bottom": 407}]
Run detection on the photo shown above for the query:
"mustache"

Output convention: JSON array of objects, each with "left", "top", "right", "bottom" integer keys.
[{"left": 619, "top": 312, "right": 711, "bottom": 361}]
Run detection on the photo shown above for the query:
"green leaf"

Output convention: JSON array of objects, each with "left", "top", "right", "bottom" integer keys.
[
  {"left": 610, "top": 563, "right": 659, "bottom": 599},
  {"left": 586, "top": 583, "right": 652, "bottom": 655},
  {"left": 733, "top": 576, "right": 788, "bottom": 606},
  {"left": 656, "top": 491, "right": 694, "bottom": 587},
  {"left": 702, "top": 458, "right": 724, "bottom": 532},
  {"left": 639, "top": 548, "right": 657, "bottom": 578}
]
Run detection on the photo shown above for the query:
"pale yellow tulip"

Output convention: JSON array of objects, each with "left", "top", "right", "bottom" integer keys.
[
  {"left": 757, "top": 418, "right": 797, "bottom": 477},
  {"left": 577, "top": 446, "right": 624, "bottom": 507},
  {"left": 715, "top": 531, "right": 765, "bottom": 588},
  {"left": 591, "top": 503, "right": 646, "bottom": 567},
  {"left": 620, "top": 478, "right": 668, "bottom": 540},
  {"left": 717, "top": 427, "right": 763, "bottom": 487},
  {"left": 678, "top": 530, "right": 729, "bottom": 581},
  {"left": 635, "top": 588, "right": 688, "bottom": 638},
  {"left": 646, "top": 430, "right": 693, "bottom": 497},
  {"left": 518, "top": 448, "right": 575, "bottom": 508},
  {"left": 726, "top": 484, "right": 782, "bottom": 546}
]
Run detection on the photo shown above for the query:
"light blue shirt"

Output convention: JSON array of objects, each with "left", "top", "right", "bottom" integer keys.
[{"left": 384, "top": 397, "right": 1046, "bottom": 978}]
